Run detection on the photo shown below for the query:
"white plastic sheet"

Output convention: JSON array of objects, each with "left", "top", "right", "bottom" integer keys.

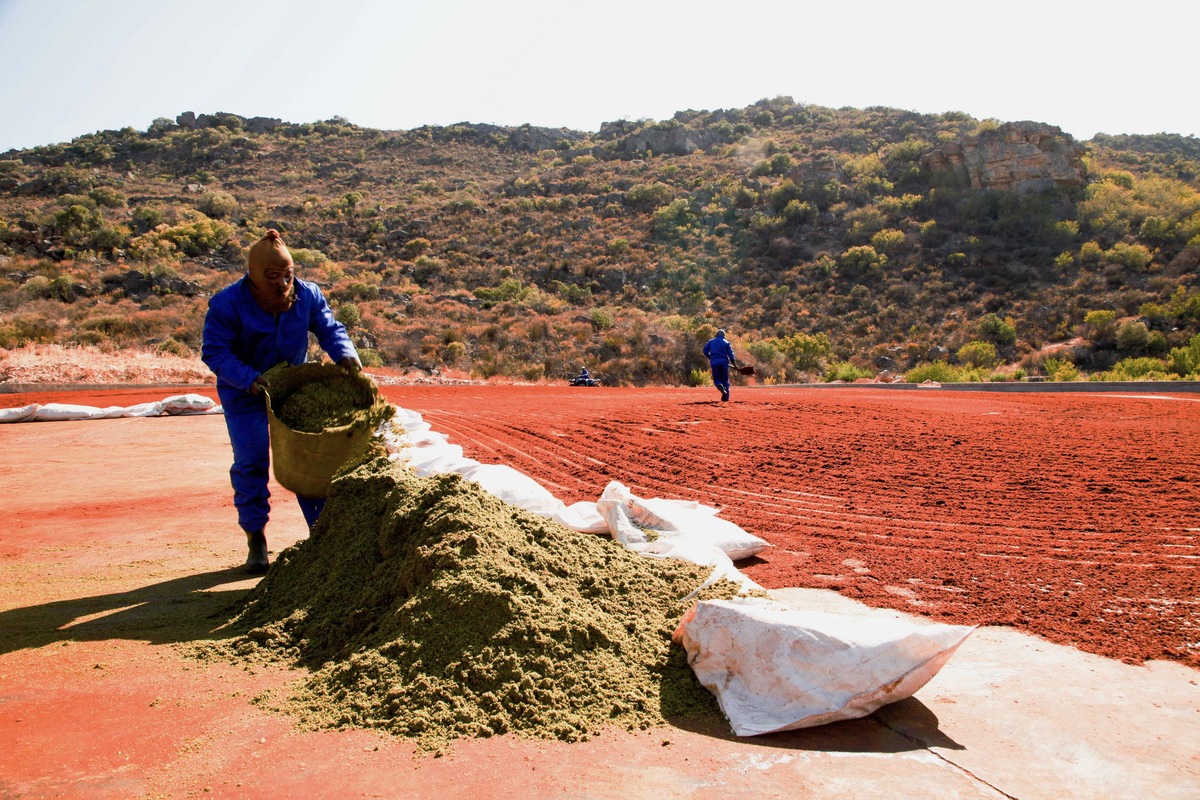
[
  {"left": 674, "top": 597, "right": 975, "bottom": 736},
  {"left": 0, "top": 394, "right": 220, "bottom": 423},
  {"left": 0, "top": 403, "right": 40, "bottom": 423},
  {"left": 459, "top": 463, "right": 567, "bottom": 517},
  {"left": 596, "top": 481, "right": 771, "bottom": 561}
]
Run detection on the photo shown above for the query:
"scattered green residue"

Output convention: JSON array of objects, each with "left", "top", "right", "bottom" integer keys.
[{"left": 203, "top": 446, "right": 741, "bottom": 751}]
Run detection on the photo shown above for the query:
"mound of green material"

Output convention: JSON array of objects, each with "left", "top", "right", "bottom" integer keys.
[{"left": 216, "top": 446, "right": 735, "bottom": 751}]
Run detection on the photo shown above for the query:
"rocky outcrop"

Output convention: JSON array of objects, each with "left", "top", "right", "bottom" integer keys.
[
  {"left": 921, "top": 121, "right": 1086, "bottom": 193},
  {"left": 175, "top": 112, "right": 284, "bottom": 133},
  {"left": 101, "top": 269, "right": 202, "bottom": 301},
  {"left": 797, "top": 156, "right": 842, "bottom": 185},
  {"left": 506, "top": 125, "right": 587, "bottom": 152},
  {"left": 614, "top": 122, "right": 723, "bottom": 156}
]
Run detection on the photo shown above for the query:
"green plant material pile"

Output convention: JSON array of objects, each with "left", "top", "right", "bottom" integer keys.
[{"left": 212, "top": 446, "right": 737, "bottom": 751}]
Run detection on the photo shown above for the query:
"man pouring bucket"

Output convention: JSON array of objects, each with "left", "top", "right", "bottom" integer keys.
[{"left": 201, "top": 229, "right": 361, "bottom": 573}]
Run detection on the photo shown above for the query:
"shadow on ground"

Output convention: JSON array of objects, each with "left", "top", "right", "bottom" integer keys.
[
  {"left": 664, "top": 694, "right": 962, "bottom": 755},
  {"left": 0, "top": 568, "right": 254, "bottom": 654}
]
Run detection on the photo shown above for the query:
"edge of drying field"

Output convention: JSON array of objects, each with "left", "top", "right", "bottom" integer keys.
[{"left": 4, "top": 379, "right": 1200, "bottom": 395}]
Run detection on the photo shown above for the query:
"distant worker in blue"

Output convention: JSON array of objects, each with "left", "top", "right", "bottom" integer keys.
[
  {"left": 702, "top": 328, "right": 740, "bottom": 402},
  {"left": 570, "top": 365, "right": 597, "bottom": 386},
  {"left": 201, "top": 229, "right": 360, "bottom": 573}
]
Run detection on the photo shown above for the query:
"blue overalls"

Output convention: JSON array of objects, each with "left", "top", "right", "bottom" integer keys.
[
  {"left": 703, "top": 335, "right": 735, "bottom": 399},
  {"left": 201, "top": 277, "right": 357, "bottom": 533}
]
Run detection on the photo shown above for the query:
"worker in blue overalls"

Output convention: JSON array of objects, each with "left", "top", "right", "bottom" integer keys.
[
  {"left": 201, "top": 229, "right": 360, "bottom": 573},
  {"left": 702, "top": 328, "right": 739, "bottom": 402}
]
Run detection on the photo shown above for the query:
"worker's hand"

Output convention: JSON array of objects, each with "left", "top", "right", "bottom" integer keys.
[
  {"left": 249, "top": 376, "right": 269, "bottom": 396},
  {"left": 339, "top": 357, "right": 362, "bottom": 375}
]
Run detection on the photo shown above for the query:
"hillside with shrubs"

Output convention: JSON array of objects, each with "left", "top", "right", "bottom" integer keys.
[{"left": 2, "top": 99, "right": 1199, "bottom": 386}]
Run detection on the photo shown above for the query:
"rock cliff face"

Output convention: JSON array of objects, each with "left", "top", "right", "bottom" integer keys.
[
  {"left": 176, "top": 111, "right": 285, "bottom": 134},
  {"left": 611, "top": 122, "right": 723, "bottom": 156},
  {"left": 921, "top": 121, "right": 1086, "bottom": 193}
]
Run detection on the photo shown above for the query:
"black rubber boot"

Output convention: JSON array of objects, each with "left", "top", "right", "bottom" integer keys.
[{"left": 244, "top": 529, "right": 269, "bottom": 574}]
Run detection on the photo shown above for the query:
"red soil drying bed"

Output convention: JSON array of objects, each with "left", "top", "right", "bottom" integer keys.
[
  {"left": 8, "top": 383, "right": 1199, "bottom": 668},
  {"left": 383, "top": 384, "right": 1200, "bottom": 669}
]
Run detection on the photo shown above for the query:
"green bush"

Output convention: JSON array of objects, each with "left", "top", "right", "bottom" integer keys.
[
  {"left": 1043, "top": 357, "right": 1081, "bottom": 381},
  {"left": 1102, "top": 356, "right": 1171, "bottom": 381},
  {"left": 748, "top": 212, "right": 784, "bottom": 234},
  {"left": 606, "top": 238, "right": 631, "bottom": 256},
  {"left": 775, "top": 331, "right": 831, "bottom": 371},
  {"left": 129, "top": 209, "right": 236, "bottom": 260},
  {"left": 825, "top": 360, "right": 873, "bottom": 382},
  {"left": 400, "top": 238, "right": 431, "bottom": 258},
  {"left": 869, "top": 228, "right": 906, "bottom": 254},
  {"left": 88, "top": 187, "right": 126, "bottom": 208},
  {"left": 838, "top": 245, "right": 886, "bottom": 277},
  {"left": 20, "top": 275, "right": 53, "bottom": 299},
  {"left": 1166, "top": 333, "right": 1200, "bottom": 377},
  {"left": 131, "top": 206, "right": 164, "bottom": 233},
  {"left": 589, "top": 308, "right": 614, "bottom": 330},
  {"left": 1138, "top": 216, "right": 1177, "bottom": 246},
  {"left": 652, "top": 199, "right": 696, "bottom": 235},
  {"left": 1105, "top": 242, "right": 1153, "bottom": 270},
  {"left": 290, "top": 248, "right": 329, "bottom": 268},
  {"left": 157, "top": 338, "right": 193, "bottom": 357},
  {"left": 335, "top": 302, "right": 361, "bottom": 328},
  {"left": 902, "top": 364, "right": 979, "bottom": 386},
  {"left": 767, "top": 180, "right": 804, "bottom": 212},
  {"left": 1083, "top": 310, "right": 1117, "bottom": 344},
  {"left": 198, "top": 191, "right": 238, "bottom": 218},
  {"left": 626, "top": 182, "right": 674, "bottom": 208},
  {"left": 473, "top": 277, "right": 527, "bottom": 306},
  {"left": 359, "top": 349, "right": 385, "bottom": 368},
  {"left": 781, "top": 199, "right": 817, "bottom": 224},
  {"left": 1115, "top": 320, "right": 1151, "bottom": 353},
  {"left": 978, "top": 313, "right": 1017, "bottom": 346},
  {"left": 957, "top": 340, "right": 999, "bottom": 369}
]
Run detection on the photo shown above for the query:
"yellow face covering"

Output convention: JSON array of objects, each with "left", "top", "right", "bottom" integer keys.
[{"left": 246, "top": 229, "right": 296, "bottom": 314}]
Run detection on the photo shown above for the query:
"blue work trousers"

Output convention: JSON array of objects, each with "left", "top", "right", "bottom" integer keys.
[
  {"left": 220, "top": 398, "right": 325, "bottom": 533},
  {"left": 710, "top": 362, "right": 730, "bottom": 395}
]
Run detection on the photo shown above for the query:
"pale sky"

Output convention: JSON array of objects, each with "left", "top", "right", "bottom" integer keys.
[{"left": 1, "top": 0, "right": 1195, "bottom": 154}]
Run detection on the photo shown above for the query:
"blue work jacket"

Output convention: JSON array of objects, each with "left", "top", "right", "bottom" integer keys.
[
  {"left": 703, "top": 336, "right": 734, "bottom": 366},
  {"left": 202, "top": 277, "right": 357, "bottom": 414}
]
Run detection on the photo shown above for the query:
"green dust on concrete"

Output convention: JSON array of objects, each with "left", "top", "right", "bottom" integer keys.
[{"left": 207, "top": 445, "right": 739, "bottom": 752}]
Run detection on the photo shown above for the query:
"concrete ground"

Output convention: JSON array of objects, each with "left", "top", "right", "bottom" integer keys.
[
  {"left": 765, "top": 588, "right": 1200, "bottom": 799},
  {"left": 1, "top": 410, "right": 1197, "bottom": 799}
]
